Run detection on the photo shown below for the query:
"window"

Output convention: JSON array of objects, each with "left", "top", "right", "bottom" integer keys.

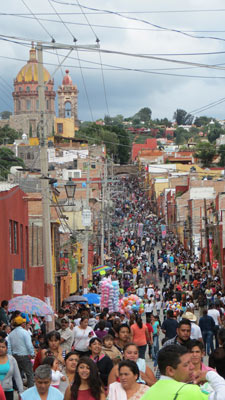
[
  {"left": 20, "top": 225, "right": 23, "bottom": 267},
  {"left": 36, "top": 100, "right": 39, "bottom": 110},
  {"left": 26, "top": 100, "right": 31, "bottom": 110},
  {"left": 25, "top": 226, "right": 29, "bottom": 270},
  {"left": 26, "top": 86, "right": 30, "bottom": 92},
  {"left": 65, "top": 101, "right": 71, "bottom": 118},
  {"left": 45, "top": 86, "right": 48, "bottom": 91},
  {"left": 73, "top": 159, "right": 77, "bottom": 169},
  {"left": 18, "top": 100, "right": 21, "bottom": 111},
  {"left": 83, "top": 162, "right": 88, "bottom": 170},
  {"left": 19, "top": 87, "right": 22, "bottom": 91},
  {"left": 46, "top": 100, "right": 49, "bottom": 110},
  {"left": 91, "top": 163, "right": 96, "bottom": 169},
  {"left": 13, "top": 222, "right": 18, "bottom": 254},
  {"left": 57, "top": 123, "right": 63, "bottom": 134},
  {"left": 9, "top": 220, "right": 13, "bottom": 253}
]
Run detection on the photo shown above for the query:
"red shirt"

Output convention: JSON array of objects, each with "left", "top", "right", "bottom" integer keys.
[{"left": 146, "top": 323, "right": 153, "bottom": 335}]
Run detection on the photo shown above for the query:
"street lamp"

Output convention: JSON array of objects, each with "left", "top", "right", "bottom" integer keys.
[{"left": 65, "top": 177, "right": 76, "bottom": 202}]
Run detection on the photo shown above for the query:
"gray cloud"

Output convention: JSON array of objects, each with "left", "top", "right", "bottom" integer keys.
[{"left": 1, "top": 0, "right": 225, "bottom": 121}]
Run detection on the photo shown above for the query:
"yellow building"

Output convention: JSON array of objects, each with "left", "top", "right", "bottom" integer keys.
[{"left": 54, "top": 117, "right": 77, "bottom": 138}]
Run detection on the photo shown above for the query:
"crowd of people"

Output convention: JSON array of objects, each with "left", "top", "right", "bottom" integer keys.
[{"left": 0, "top": 175, "right": 225, "bottom": 399}]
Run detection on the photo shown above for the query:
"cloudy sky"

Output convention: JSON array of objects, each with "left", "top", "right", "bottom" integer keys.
[{"left": 1, "top": 0, "right": 225, "bottom": 121}]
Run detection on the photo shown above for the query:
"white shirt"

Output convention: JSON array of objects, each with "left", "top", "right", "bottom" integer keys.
[
  {"left": 191, "top": 323, "right": 202, "bottom": 340},
  {"left": 73, "top": 326, "right": 95, "bottom": 352},
  {"left": 145, "top": 303, "right": 154, "bottom": 313},
  {"left": 208, "top": 309, "right": 220, "bottom": 325}
]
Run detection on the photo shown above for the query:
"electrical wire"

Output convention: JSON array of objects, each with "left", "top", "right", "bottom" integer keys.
[
  {"left": 48, "top": 0, "right": 77, "bottom": 42},
  {"left": 4, "top": 12, "right": 225, "bottom": 35},
  {"left": 50, "top": 1, "right": 225, "bottom": 44},
  {"left": 2, "top": 34, "right": 225, "bottom": 74},
  {"left": 20, "top": 0, "right": 55, "bottom": 42},
  {"left": 75, "top": 0, "right": 110, "bottom": 116}
]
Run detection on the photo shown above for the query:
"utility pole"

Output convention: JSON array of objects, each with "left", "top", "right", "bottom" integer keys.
[
  {"left": 204, "top": 198, "right": 211, "bottom": 271},
  {"left": 37, "top": 44, "right": 54, "bottom": 330},
  {"left": 83, "top": 161, "right": 90, "bottom": 293},
  {"left": 101, "top": 159, "right": 107, "bottom": 265}
]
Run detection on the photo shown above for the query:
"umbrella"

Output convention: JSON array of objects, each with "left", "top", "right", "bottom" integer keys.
[
  {"left": 92, "top": 265, "right": 112, "bottom": 274},
  {"left": 83, "top": 293, "right": 100, "bottom": 305},
  {"left": 8, "top": 295, "right": 54, "bottom": 316},
  {"left": 64, "top": 295, "right": 88, "bottom": 303}
]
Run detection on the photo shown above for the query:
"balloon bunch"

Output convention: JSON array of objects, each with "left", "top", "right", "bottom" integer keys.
[
  {"left": 100, "top": 278, "right": 119, "bottom": 313},
  {"left": 165, "top": 298, "right": 182, "bottom": 313},
  {"left": 119, "top": 294, "right": 144, "bottom": 314}
]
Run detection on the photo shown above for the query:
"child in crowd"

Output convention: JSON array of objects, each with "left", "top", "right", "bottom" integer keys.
[
  {"left": 102, "top": 334, "right": 122, "bottom": 363},
  {"left": 42, "top": 356, "right": 66, "bottom": 388}
]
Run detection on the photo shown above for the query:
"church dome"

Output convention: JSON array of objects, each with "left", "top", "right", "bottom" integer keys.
[
  {"left": 62, "top": 70, "right": 73, "bottom": 85},
  {"left": 16, "top": 47, "right": 51, "bottom": 83}
]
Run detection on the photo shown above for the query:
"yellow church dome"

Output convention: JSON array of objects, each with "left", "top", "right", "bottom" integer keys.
[{"left": 16, "top": 47, "right": 51, "bottom": 83}]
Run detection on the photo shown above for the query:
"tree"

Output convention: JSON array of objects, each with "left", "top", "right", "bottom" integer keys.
[
  {"left": 207, "top": 121, "right": 225, "bottom": 143},
  {"left": 195, "top": 142, "right": 216, "bottom": 167},
  {"left": 77, "top": 122, "right": 119, "bottom": 156},
  {"left": 218, "top": 145, "right": 225, "bottom": 166},
  {"left": 174, "top": 127, "right": 188, "bottom": 145},
  {"left": 173, "top": 109, "right": 194, "bottom": 125},
  {"left": 194, "top": 116, "right": 212, "bottom": 127},
  {"left": 0, "top": 111, "right": 12, "bottom": 120},
  {"left": 106, "top": 125, "right": 130, "bottom": 164},
  {"left": 0, "top": 125, "right": 20, "bottom": 145},
  {"left": 0, "top": 147, "right": 25, "bottom": 179},
  {"left": 133, "top": 107, "right": 152, "bottom": 123}
]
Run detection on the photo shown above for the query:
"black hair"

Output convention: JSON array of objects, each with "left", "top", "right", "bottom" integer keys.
[
  {"left": 65, "top": 351, "right": 80, "bottom": 362},
  {"left": 123, "top": 342, "right": 138, "bottom": 353},
  {"left": 0, "top": 338, "right": 7, "bottom": 346},
  {"left": 89, "top": 337, "right": 102, "bottom": 346},
  {"left": 1, "top": 301, "right": 8, "bottom": 308},
  {"left": 0, "top": 332, "right": 7, "bottom": 339},
  {"left": 177, "top": 319, "right": 191, "bottom": 328},
  {"left": 58, "top": 308, "right": 65, "bottom": 315},
  {"left": 46, "top": 331, "right": 61, "bottom": 343},
  {"left": 158, "top": 345, "right": 189, "bottom": 375},
  {"left": 218, "top": 328, "right": 225, "bottom": 349},
  {"left": 136, "top": 316, "right": 143, "bottom": 329},
  {"left": 98, "top": 320, "right": 106, "bottom": 331},
  {"left": 102, "top": 334, "right": 114, "bottom": 343},
  {"left": 187, "top": 339, "right": 204, "bottom": 352},
  {"left": 42, "top": 356, "right": 55, "bottom": 368},
  {"left": 118, "top": 324, "right": 131, "bottom": 333},
  {"left": 80, "top": 316, "right": 89, "bottom": 322},
  {"left": 71, "top": 357, "right": 103, "bottom": 400},
  {"left": 118, "top": 360, "right": 139, "bottom": 379}
]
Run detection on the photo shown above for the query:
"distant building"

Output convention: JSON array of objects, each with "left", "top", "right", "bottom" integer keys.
[{"left": 10, "top": 46, "right": 55, "bottom": 137}]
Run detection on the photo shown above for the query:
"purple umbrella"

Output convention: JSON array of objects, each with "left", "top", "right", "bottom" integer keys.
[{"left": 8, "top": 295, "right": 54, "bottom": 316}]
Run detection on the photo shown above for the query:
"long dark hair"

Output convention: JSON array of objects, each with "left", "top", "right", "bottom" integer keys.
[
  {"left": 136, "top": 316, "right": 143, "bottom": 329},
  {"left": 71, "top": 357, "right": 102, "bottom": 400}
]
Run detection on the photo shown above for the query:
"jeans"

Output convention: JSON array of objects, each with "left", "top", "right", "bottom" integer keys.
[
  {"left": 152, "top": 335, "right": 159, "bottom": 367},
  {"left": 202, "top": 331, "right": 214, "bottom": 355},
  {"left": 13, "top": 354, "right": 34, "bottom": 388},
  {"left": 138, "top": 345, "right": 147, "bottom": 359}
]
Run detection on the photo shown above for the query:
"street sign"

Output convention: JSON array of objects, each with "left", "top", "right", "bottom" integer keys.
[{"left": 82, "top": 209, "right": 92, "bottom": 227}]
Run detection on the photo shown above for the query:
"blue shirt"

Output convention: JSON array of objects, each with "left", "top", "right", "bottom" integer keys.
[
  {"left": 7, "top": 326, "right": 34, "bottom": 356},
  {"left": 21, "top": 385, "right": 63, "bottom": 400}
]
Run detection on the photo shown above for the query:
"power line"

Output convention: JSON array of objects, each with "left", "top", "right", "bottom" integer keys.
[
  {"left": 48, "top": 0, "right": 77, "bottom": 42},
  {"left": 20, "top": 0, "right": 56, "bottom": 42},
  {"left": 50, "top": 1, "right": 225, "bottom": 44},
  {"left": 3, "top": 12, "right": 225, "bottom": 35},
  {"left": 75, "top": 0, "right": 110, "bottom": 116}
]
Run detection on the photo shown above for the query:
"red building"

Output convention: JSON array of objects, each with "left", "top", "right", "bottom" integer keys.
[
  {"left": 0, "top": 183, "right": 44, "bottom": 300},
  {"left": 132, "top": 138, "right": 157, "bottom": 161}
]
